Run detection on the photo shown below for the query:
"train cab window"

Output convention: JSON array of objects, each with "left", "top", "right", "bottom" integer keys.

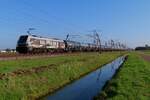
[{"left": 18, "top": 36, "right": 28, "bottom": 43}]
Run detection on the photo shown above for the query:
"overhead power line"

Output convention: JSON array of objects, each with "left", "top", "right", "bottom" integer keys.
[{"left": 20, "top": 0, "right": 82, "bottom": 33}]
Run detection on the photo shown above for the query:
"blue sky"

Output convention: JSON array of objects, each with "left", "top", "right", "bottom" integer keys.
[{"left": 0, "top": 0, "right": 150, "bottom": 49}]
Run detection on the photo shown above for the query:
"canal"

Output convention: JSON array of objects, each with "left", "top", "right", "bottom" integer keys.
[{"left": 43, "top": 56, "right": 126, "bottom": 100}]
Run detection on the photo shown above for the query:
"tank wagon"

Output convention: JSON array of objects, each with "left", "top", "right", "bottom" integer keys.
[{"left": 16, "top": 35, "right": 101, "bottom": 53}]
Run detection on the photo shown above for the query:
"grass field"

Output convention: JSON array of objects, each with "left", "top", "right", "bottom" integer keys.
[
  {"left": 139, "top": 50, "right": 150, "bottom": 55},
  {"left": 0, "top": 52, "right": 123, "bottom": 100},
  {"left": 95, "top": 53, "right": 150, "bottom": 100}
]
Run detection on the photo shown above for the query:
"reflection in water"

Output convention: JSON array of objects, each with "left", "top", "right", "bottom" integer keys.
[
  {"left": 44, "top": 56, "right": 125, "bottom": 100},
  {"left": 111, "top": 61, "right": 115, "bottom": 71},
  {"left": 97, "top": 69, "right": 102, "bottom": 81}
]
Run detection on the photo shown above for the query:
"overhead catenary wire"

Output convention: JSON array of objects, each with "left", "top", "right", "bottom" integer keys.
[
  {"left": 0, "top": 1, "right": 77, "bottom": 36},
  {"left": 19, "top": 0, "right": 83, "bottom": 34}
]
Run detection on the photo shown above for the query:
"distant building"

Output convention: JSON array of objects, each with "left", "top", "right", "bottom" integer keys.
[
  {"left": 0, "top": 50, "right": 6, "bottom": 53},
  {"left": 135, "top": 44, "right": 150, "bottom": 50},
  {"left": 0, "top": 49, "right": 16, "bottom": 53}
]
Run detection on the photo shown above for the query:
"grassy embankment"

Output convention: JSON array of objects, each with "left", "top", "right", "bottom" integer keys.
[
  {"left": 0, "top": 52, "right": 123, "bottom": 100},
  {"left": 95, "top": 53, "right": 150, "bottom": 100}
]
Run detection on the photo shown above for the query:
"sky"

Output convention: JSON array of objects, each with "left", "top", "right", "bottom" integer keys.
[{"left": 0, "top": 0, "right": 150, "bottom": 49}]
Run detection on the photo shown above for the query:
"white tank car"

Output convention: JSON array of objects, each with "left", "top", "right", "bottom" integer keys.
[{"left": 16, "top": 35, "right": 65, "bottom": 53}]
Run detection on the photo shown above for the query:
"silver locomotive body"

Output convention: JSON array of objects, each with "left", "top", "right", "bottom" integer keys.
[{"left": 16, "top": 35, "right": 65, "bottom": 53}]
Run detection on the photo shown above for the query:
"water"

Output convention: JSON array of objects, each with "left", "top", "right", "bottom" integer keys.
[{"left": 44, "top": 56, "right": 125, "bottom": 100}]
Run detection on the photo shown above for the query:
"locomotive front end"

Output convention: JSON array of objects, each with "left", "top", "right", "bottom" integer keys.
[{"left": 16, "top": 35, "right": 29, "bottom": 53}]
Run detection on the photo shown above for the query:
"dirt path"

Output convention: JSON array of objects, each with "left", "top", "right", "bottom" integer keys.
[
  {"left": 0, "top": 64, "right": 56, "bottom": 80},
  {"left": 0, "top": 60, "right": 69, "bottom": 80},
  {"left": 140, "top": 53, "right": 150, "bottom": 62}
]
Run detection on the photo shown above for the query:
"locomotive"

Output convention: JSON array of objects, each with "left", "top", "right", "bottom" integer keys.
[{"left": 16, "top": 35, "right": 101, "bottom": 53}]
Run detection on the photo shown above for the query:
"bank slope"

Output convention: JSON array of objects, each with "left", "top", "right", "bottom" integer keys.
[{"left": 95, "top": 53, "right": 150, "bottom": 100}]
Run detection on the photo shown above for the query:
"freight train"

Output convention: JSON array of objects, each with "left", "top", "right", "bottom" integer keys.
[{"left": 16, "top": 35, "right": 102, "bottom": 53}]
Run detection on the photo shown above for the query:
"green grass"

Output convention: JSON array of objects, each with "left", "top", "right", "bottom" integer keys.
[
  {"left": 0, "top": 54, "right": 83, "bottom": 73},
  {"left": 139, "top": 50, "right": 150, "bottom": 55},
  {"left": 95, "top": 53, "right": 150, "bottom": 100},
  {"left": 0, "top": 52, "right": 123, "bottom": 100},
  {"left": 0, "top": 52, "right": 115, "bottom": 73}
]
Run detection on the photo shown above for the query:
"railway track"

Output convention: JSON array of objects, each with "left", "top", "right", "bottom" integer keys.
[
  {"left": 0, "top": 53, "right": 66, "bottom": 61},
  {"left": 0, "top": 51, "right": 123, "bottom": 61},
  {"left": 0, "top": 52, "right": 88, "bottom": 61}
]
